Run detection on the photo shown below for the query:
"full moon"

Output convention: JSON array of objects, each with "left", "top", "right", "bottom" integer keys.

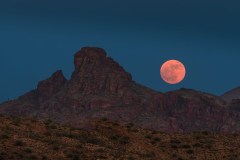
[{"left": 160, "top": 60, "right": 186, "bottom": 84}]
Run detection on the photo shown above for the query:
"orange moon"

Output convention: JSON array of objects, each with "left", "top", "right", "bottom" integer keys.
[{"left": 160, "top": 60, "right": 186, "bottom": 84}]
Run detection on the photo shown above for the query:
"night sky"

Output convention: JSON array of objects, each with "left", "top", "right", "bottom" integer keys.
[{"left": 1, "top": 0, "right": 240, "bottom": 103}]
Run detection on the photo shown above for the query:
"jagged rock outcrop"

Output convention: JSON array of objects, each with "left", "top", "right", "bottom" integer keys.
[
  {"left": 0, "top": 47, "right": 240, "bottom": 132},
  {"left": 36, "top": 70, "right": 67, "bottom": 102}
]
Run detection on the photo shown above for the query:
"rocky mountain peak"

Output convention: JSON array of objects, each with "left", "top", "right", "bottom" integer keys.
[
  {"left": 72, "top": 47, "right": 132, "bottom": 80},
  {"left": 37, "top": 70, "right": 67, "bottom": 101},
  {"left": 69, "top": 47, "right": 133, "bottom": 95},
  {"left": 74, "top": 47, "right": 107, "bottom": 69}
]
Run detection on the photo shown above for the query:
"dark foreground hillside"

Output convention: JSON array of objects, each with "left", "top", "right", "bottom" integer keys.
[{"left": 0, "top": 114, "right": 239, "bottom": 160}]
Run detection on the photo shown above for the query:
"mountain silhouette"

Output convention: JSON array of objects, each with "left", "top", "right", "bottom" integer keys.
[{"left": 0, "top": 47, "right": 239, "bottom": 132}]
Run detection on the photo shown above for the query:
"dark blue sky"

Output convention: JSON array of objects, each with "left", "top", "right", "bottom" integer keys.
[{"left": 1, "top": 0, "right": 240, "bottom": 102}]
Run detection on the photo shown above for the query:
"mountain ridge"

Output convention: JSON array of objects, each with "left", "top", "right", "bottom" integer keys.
[{"left": 0, "top": 47, "right": 239, "bottom": 133}]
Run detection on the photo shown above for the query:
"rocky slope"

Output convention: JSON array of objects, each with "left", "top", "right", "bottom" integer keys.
[
  {"left": 0, "top": 114, "right": 239, "bottom": 160},
  {"left": 0, "top": 47, "right": 240, "bottom": 132}
]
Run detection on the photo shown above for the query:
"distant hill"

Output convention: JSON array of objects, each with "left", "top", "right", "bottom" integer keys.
[
  {"left": 0, "top": 114, "right": 239, "bottom": 160},
  {"left": 0, "top": 47, "right": 240, "bottom": 132},
  {"left": 222, "top": 87, "right": 240, "bottom": 102}
]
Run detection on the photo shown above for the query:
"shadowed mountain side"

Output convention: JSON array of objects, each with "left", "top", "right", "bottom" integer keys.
[{"left": 0, "top": 47, "right": 240, "bottom": 132}]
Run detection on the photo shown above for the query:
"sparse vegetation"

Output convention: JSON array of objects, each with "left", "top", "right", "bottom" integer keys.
[{"left": 0, "top": 115, "right": 239, "bottom": 160}]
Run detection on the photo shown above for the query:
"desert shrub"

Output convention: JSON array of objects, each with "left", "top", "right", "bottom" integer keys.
[
  {"left": 126, "top": 123, "right": 134, "bottom": 129},
  {"left": 44, "top": 119, "right": 52, "bottom": 126},
  {"left": 206, "top": 144, "right": 212, "bottom": 149},
  {"left": 110, "top": 135, "right": 129, "bottom": 144},
  {"left": 29, "top": 132, "right": 42, "bottom": 140},
  {"left": 171, "top": 144, "right": 178, "bottom": 149},
  {"left": 142, "top": 151, "right": 156, "bottom": 158},
  {"left": 70, "top": 127, "right": 78, "bottom": 131},
  {"left": 144, "top": 134, "right": 152, "bottom": 139},
  {"left": 180, "top": 144, "right": 191, "bottom": 149},
  {"left": 62, "top": 133, "right": 75, "bottom": 139},
  {"left": 47, "top": 124, "right": 57, "bottom": 130},
  {"left": 113, "top": 122, "right": 119, "bottom": 126},
  {"left": 177, "top": 157, "right": 184, "bottom": 160},
  {"left": 228, "top": 155, "right": 238, "bottom": 160},
  {"left": 0, "top": 153, "right": 5, "bottom": 160},
  {"left": 15, "top": 152, "right": 24, "bottom": 159},
  {"left": 86, "top": 137, "right": 103, "bottom": 145},
  {"left": 0, "top": 151, "right": 11, "bottom": 160},
  {"left": 119, "top": 136, "right": 129, "bottom": 145},
  {"left": 65, "top": 153, "right": 80, "bottom": 160},
  {"left": 4, "top": 124, "right": 12, "bottom": 130},
  {"left": 129, "top": 128, "right": 138, "bottom": 132},
  {"left": 151, "top": 140, "right": 156, "bottom": 145},
  {"left": 43, "top": 131, "right": 52, "bottom": 136},
  {"left": 153, "top": 137, "right": 161, "bottom": 142},
  {"left": 172, "top": 153, "right": 177, "bottom": 158},
  {"left": 0, "top": 155, "right": 4, "bottom": 160},
  {"left": 106, "top": 126, "right": 113, "bottom": 130},
  {"left": 0, "top": 152, "right": 6, "bottom": 156},
  {"left": 97, "top": 155, "right": 107, "bottom": 159},
  {"left": 170, "top": 139, "right": 181, "bottom": 144},
  {"left": 111, "top": 135, "right": 120, "bottom": 141},
  {"left": 101, "top": 117, "right": 108, "bottom": 121},
  {"left": 75, "top": 144, "right": 82, "bottom": 148},
  {"left": 30, "top": 119, "right": 37, "bottom": 123},
  {"left": 204, "top": 138, "right": 214, "bottom": 149},
  {"left": 96, "top": 148, "right": 104, "bottom": 152},
  {"left": 53, "top": 145, "right": 60, "bottom": 151},
  {"left": 193, "top": 132, "right": 202, "bottom": 140},
  {"left": 29, "top": 154, "right": 38, "bottom": 159},
  {"left": 44, "top": 139, "right": 59, "bottom": 147},
  {"left": 14, "top": 140, "right": 25, "bottom": 146},
  {"left": 202, "top": 131, "right": 210, "bottom": 136},
  {"left": 12, "top": 117, "right": 21, "bottom": 126},
  {"left": 52, "top": 144, "right": 60, "bottom": 151},
  {"left": 24, "top": 147, "right": 33, "bottom": 153},
  {"left": 193, "top": 143, "right": 202, "bottom": 148},
  {"left": 127, "top": 155, "right": 135, "bottom": 160},
  {"left": 55, "top": 131, "right": 63, "bottom": 137},
  {"left": 62, "top": 132, "right": 102, "bottom": 145},
  {"left": 186, "top": 149, "right": 194, "bottom": 154},
  {"left": 0, "top": 132, "right": 10, "bottom": 139}
]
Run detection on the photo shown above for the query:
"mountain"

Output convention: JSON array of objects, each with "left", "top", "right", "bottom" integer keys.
[
  {"left": 0, "top": 47, "right": 240, "bottom": 132},
  {"left": 0, "top": 114, "right": 239, "bottom": 160},
  {"left": 221, "top": 87, "right": 240, "bottom": 113},
  {"left": 221, "top": 87, "right": 240, "bottom": 102}
]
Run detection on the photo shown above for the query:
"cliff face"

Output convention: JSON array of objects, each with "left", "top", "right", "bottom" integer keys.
[{"left": 0, "top": 47, "right": 239, "bottom": 132}]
